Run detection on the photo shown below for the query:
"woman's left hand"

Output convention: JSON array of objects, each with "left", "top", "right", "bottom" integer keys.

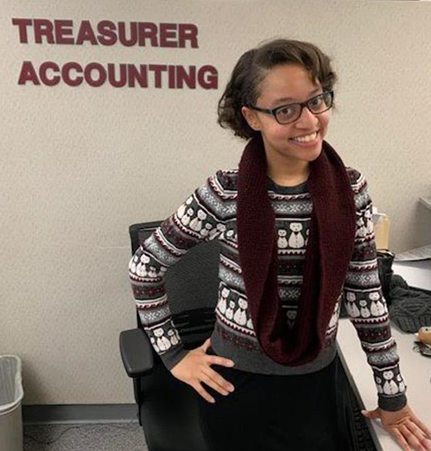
[{"left": 362, "top": 404, "right": 431, "bottom": 451}]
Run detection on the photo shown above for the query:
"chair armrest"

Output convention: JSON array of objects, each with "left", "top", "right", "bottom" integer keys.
[{"left": 119, "top": 328, "right": 154, "bottom": 377}]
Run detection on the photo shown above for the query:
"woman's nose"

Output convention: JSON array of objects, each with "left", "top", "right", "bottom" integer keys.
[{"left": 296, "top": 105, "right": 319, "bottom": 125}]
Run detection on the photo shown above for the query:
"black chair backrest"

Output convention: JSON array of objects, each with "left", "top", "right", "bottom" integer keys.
[{"left": 129, "top": 221, "right": 220, "bottom": 340}]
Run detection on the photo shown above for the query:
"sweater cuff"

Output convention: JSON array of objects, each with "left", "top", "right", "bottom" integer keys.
[
  {"left": 159, "top": 345, "right": 190, "bottom": 371},
  {"left": 378, "top": 392, "right": 408, "bottom": 411}
]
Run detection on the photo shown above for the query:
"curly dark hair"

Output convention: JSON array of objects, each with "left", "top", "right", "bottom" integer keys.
[{"left": 217, "top": 38, "right": 338, "bottom": 141}]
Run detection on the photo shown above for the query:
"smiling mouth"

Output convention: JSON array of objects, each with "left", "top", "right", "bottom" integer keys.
[{"left": 289, "top": 130, "right": 319, "bottom": 143}]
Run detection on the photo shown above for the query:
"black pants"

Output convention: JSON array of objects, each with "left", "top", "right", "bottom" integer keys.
[{"left": 198, "top": 347, "right": 351, "bottom": 451}]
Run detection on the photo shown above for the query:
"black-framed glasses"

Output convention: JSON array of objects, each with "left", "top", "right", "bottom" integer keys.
[{"left": 246, "top": 90, "right": 334, "bottom": 125}]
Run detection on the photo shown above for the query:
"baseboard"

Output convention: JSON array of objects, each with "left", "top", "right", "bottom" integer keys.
[{"left": 23, "top": 404, "right": 139, "bottom": 425}]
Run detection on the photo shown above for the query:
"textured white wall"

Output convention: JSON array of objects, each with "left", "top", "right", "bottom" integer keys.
[{"left": 1, "top": 0, "right": 430, "bottom": 405}]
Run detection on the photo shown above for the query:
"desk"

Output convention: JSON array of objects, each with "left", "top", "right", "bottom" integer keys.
[{"left": 337, "top": 319, "right": 431, "bottom": 450}]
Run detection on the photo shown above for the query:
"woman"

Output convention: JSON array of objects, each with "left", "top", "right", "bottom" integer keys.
[{"left": 129, "top": 38, "right": 431, "bottom": 451}]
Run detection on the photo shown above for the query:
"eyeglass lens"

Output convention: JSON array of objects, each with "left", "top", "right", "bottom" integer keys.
[{"left": 276, "top": 92, "right": 333, "bottom": 124}]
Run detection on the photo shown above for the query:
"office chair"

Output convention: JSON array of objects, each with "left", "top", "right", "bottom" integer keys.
[
  {"left": 120, "top": 220, "right": 218, "bottom": 451},
  {"left": 120, "top": 221, "right": 377, "bottom": 451}
]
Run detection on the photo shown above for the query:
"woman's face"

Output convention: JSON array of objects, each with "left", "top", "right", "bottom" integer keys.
[{"left": 241, "top": 64, "right": 331, "bottom": 168}]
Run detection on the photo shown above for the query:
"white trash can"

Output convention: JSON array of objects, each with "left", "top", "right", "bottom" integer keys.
[{"left": 0, "top": 355, "right": 24, "bottom": 451}]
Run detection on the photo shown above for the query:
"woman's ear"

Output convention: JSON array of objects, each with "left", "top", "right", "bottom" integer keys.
[{"left": 241, "top": 106, "right": 260, "bottom": 131}]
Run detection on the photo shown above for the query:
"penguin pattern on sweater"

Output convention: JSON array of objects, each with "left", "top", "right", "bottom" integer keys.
[{"left": 129, "top": 167, "right": 407, "bottom": 411}]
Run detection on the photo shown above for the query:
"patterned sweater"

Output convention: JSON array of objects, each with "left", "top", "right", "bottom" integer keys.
[{"left": 129, "top": 167, "right": 408, "bottom": 411}]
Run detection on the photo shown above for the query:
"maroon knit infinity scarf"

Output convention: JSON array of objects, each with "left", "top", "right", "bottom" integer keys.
[{"left": 236, "top": 134, "right": 357, "bottom": 366}]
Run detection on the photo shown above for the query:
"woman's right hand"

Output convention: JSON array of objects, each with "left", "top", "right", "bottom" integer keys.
[{"left": 170, "top": 338, "right": 236, "bottom": 403}]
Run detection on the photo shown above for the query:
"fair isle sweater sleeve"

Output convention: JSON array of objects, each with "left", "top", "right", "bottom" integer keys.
[
  {"left": 128, "top": 172, "right": 226, "bottom": 371},
  {"left": 343, "top": 169, "right": 408, "bottom": 412}
]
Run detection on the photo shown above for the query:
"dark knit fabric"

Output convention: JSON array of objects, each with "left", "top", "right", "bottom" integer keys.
[
  {"left": 388, "top": 274, "right": 431, "bottom": 333},
  {"left": 237, "top": 135, "right": 357, "bottom": 366}
]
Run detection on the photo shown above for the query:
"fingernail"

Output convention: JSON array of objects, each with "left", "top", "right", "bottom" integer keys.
[
  {"left": 229, "top": 385, "right": 235, "bottom": 392},
  {"left": 228, "top": 361, "right": 235, "bottom": 366}
]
